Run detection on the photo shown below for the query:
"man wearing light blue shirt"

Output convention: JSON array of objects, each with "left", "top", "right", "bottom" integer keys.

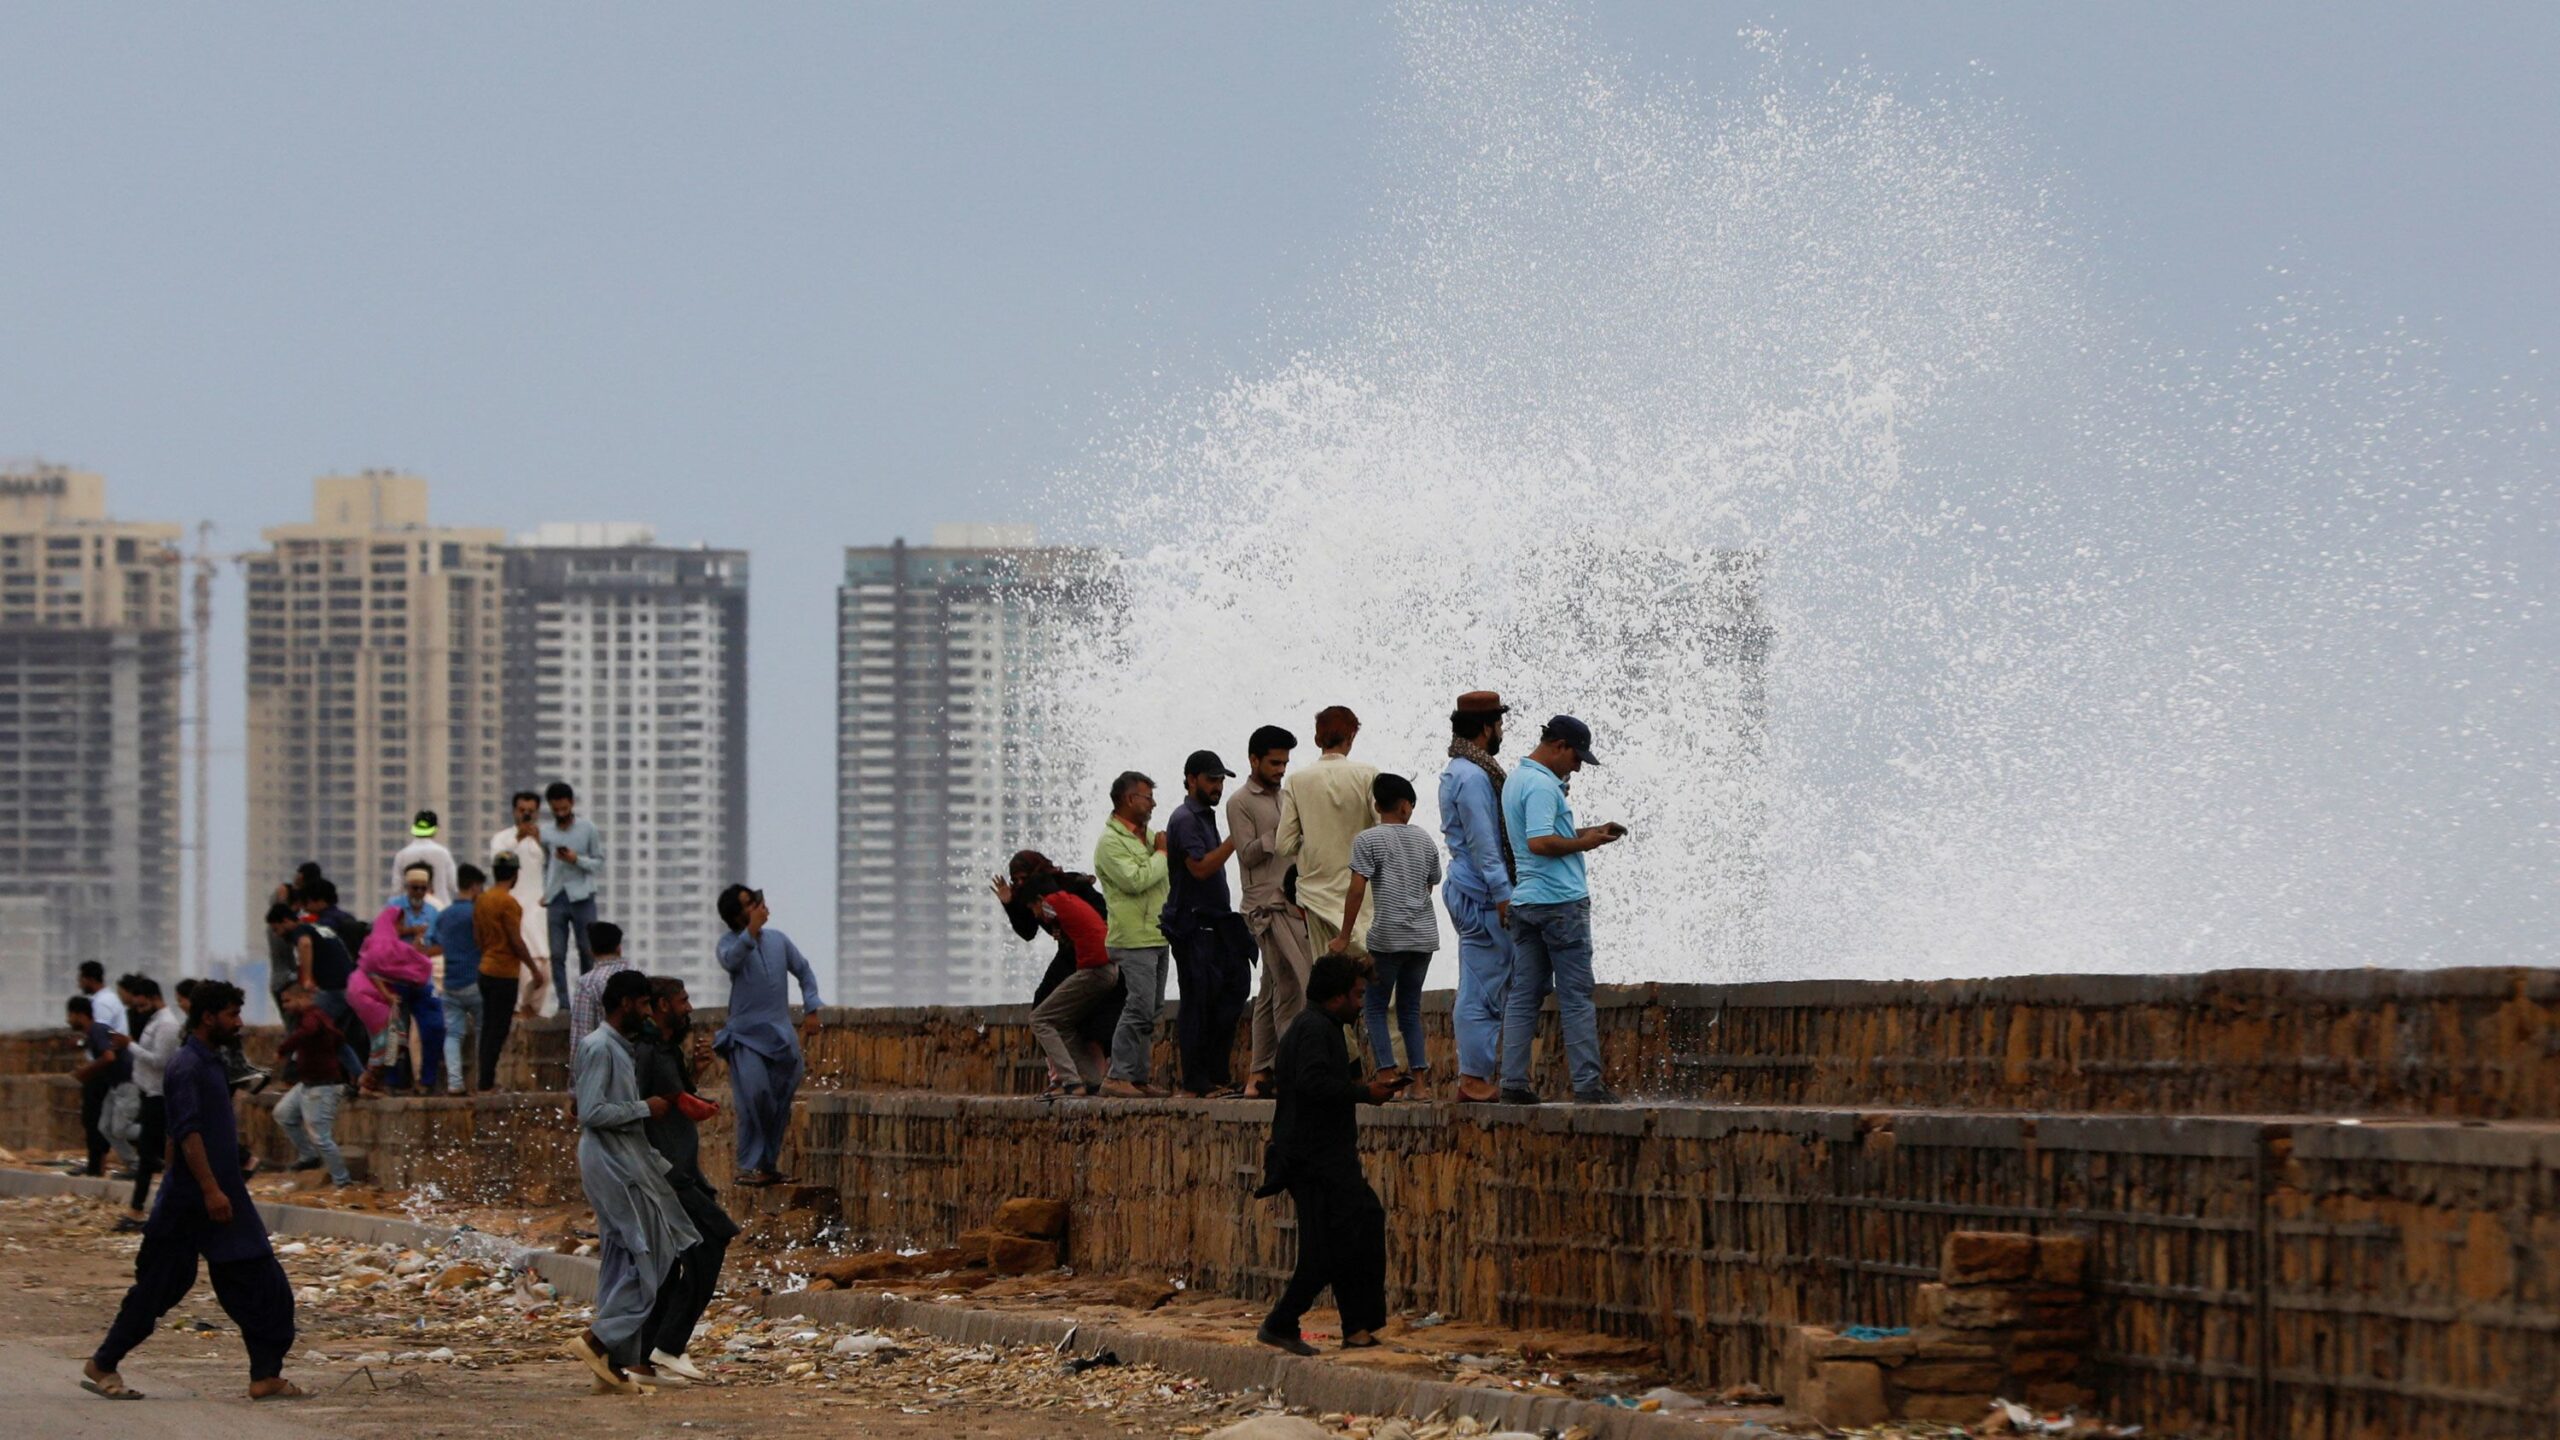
[
  {"left": 1439, "top": 691, "right": 1516, "bottom": 1103},
  {"left": 540, "top": 780, "right": 605, "bottom": 996},
  {"left": 713, "top": 883, "right": 824, "bottom": 1187},
  {"left": 1497, "top": 715, "right": 1627, "bottom": 1106}
]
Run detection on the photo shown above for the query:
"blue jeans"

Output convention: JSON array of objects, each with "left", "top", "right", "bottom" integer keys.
[
  {"left": 1362, "top": 950, "right": 1432, "bottom": 1072},
  {"left": 274, "top": 1081, "right": 350, "bottom": 1185},
  {"left": 1445, "top": 885, "right": 1513, "bottom": 1079},
  {"left": 1499, "top": 898, "right": 1602, "bottom": 1094},
  {"left": 441, "top": 983, "right": 483, "bottom": 1092},
  {"left": 547, "top": 895, "right": 597, "bottom": 997}
]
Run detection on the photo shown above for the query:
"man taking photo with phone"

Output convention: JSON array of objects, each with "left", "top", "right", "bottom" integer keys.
[{"left": 1497, "top": 715, "right": 1628, "bottom": 1106}]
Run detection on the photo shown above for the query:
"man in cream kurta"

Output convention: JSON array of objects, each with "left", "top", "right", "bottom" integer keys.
[{"left": 1278, "top": 705, "right": 1379, "bottom": 964}]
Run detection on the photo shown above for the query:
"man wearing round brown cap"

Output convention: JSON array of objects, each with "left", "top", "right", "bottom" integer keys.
[{"left": 1438, "top": 691, "right": 1515, "bottom": 1103}]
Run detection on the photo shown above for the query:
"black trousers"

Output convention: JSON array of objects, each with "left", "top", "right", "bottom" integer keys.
[
  {"left": 1169, "top": 916, "right": 1253, "bottom": 1093},
  {"left": 646, "top": 1231, "right": 732, "bottom": 1356},
  {"left": 80, "top": 1077, "right": 112, "bottom": 1176},
  {"left": 94, "top": 1232, "right": 296, "bottom": 1382},
  {"left": 476, "top": 976, "right": 519, "bottom": 1091},
  {"left": 1265, "top": 1166, "right": 1387, "bottom": 1338},
  {"left": 131, "top": 1095, "right": 166, "bottom": 1210}
]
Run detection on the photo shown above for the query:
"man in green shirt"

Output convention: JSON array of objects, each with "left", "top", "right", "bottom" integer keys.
[{"left": 1093, "top": 770, "right": 1171, "bottom": 1097}]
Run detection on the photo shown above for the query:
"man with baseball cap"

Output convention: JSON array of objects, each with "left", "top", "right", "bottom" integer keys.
[
  {"left": 1440, "top": 691, "right": 1516, "bottom": 1103},
  {"left": 391, "top": 809, "right": 457, "bottom": 908},
  {"left": 1163, "top": 749, "right": 1255, "bottom": 1096},
  {"left": 1497, "top": 715, "right": 1628, "bottom": 1105}
]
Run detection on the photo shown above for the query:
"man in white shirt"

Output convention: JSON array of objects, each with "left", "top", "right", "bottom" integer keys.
[
  {"left": 110, "top": 974, "right": 184, "bottom": 1228},
  {"left": 1277, "top": 705, "right": 1382, "bottom": 963},
  {"left": 78, "top": 961, "right": 126, "bottom": 1036},
  {"left": 391, "top": 809, "right": 458, "bottom": 907},
  {"left": 486, "top": 790, "right": 553, "bottom": 998}
]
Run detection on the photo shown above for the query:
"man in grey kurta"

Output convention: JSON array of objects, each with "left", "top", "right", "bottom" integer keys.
[{"left": 563, "top": 969, "right": 700, "bottom": 1392}]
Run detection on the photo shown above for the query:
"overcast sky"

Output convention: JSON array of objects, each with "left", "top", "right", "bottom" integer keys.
[{"left": 2, "top": 3, "right": 2551, "bottom": 963}]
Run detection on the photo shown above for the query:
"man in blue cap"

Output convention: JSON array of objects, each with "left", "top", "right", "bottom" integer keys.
[{"left": 1496, "top": 715, "right": 1627, "bottom": 1105}]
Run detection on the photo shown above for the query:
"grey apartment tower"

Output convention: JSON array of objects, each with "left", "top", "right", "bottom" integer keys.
[
  {"left": 503, "top": 524, "right": 748, "bottom": 994},
  {"left": 0, "top": 467, "right": 182, "bottom": 1025},
  {"left": 836, "top": 527, "right": 1106, "bottom": 1007}
]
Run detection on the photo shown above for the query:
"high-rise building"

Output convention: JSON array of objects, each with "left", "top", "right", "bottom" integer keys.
[
  {"left": 243, "top": 474, "right": 505, "bottom": 951},
  {"left": 502, "top": 524, "right": 748, "bottom": 994},
  {"left": 0, "top": 466, "right": 182, "bottom": 1023},
  {"left": 836, "top": 526, "right": 1108, "bottom": 1007}
]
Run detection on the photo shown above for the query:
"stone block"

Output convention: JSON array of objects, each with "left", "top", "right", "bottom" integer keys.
[
  {"left": 956, "top": 1227, "right": 999, "bottom": 1264},
  {"left": 1900, "top": 1392, "right": 1997, "bottom": 1424},
  {"left": 2035, "top": 1233, "right": 2089, "bottom": 1285},
  {"left": 2011, "top": 1326, "right": 2095, "bottom": 1350},
  {"left": 1109, "top": 1276, "right": 1177, "bottom": 1311},
  {"left": 2007, "top": 1349, "right": 2082, "bottom": 1382},
  {"left": 1798, "top": 1361, "right": 1888, "bottom": 1428},
  {"left": 1917, "top": 1283, "right": 2025, "bottom": 1330},
  {"left": 1894, "top": 1360, "right": 2003, "bottom": 1393},
  {"left": 1943, "top": 1230, "right": 2037, "bottom": 1285},
  {"left": 987, "top": 1234, "right": 1059, "bottom": 1275},
  {"left": 2025, "top": 1381, "right": 2098, "bottom": 1411},
  {"left": 1912, "top": 1336, "right": 1999, "bottom": 1362},
  {"left": 784, "top": 1184, "right": 842, "bottom": 1216},
  {"left": 992, "top": 1196, "right": 1070, "bottom": 1239}
]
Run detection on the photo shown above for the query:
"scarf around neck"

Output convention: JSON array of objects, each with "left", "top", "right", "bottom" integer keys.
[{"left": 1447, "top": 739, "right": 1516, "bottom": 884}]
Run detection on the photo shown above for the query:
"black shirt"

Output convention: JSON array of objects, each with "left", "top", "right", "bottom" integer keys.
[
  {"left": 1266, "top": 1005, "right": 1367, "bottom": 1184},
  {"left": 635, "top": 1024, "right": 740, "bottom": 1240},
  {"left": 291, "top": 921, "right": 356, "bottom": 991},
  {"left": 1161, "top": 795, "right": 1233, "bottom": 929}
]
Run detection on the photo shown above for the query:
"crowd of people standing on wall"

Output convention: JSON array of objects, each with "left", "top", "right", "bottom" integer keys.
[
  {"left": 998, "top": 693, "right": 1630, "bottom": 1356},
  {"left": 1002, "top": 694, "right": 1628, "bottom": 1108}
]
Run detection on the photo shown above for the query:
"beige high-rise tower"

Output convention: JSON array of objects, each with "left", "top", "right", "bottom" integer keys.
[
  {"left": 0, "top": 466, "right": 183, "bottom": 1024},
  {"left": 244, "top": 474, "right": 504, "bottom": 950}
]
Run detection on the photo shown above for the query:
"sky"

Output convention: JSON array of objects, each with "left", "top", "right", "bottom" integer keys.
[{"left": 1, "top": 3, "right": 2552, "bottom": 965}]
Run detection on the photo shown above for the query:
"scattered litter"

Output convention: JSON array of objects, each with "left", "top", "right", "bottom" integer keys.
[{"left": 1065, "top": 1349, "right": 1121, "bottom": 1373}]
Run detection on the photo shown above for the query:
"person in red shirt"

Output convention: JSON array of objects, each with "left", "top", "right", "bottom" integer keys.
[
  {"left": 270, "top": 986, "right": 353, "bottom": 1187},
  {"left": 1025, "top": 882, "right": 1118, "bottom": 1096}
]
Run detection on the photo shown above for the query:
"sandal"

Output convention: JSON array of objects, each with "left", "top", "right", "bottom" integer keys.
[
  {"left": 81, "top": 1371, "right": 144, "bottom": 1400},
  {"left": 250, "top": 1379, "right": 310, "bottom": 1401}
]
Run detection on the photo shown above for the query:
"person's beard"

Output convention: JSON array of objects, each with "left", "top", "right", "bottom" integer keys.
[
  {"left": 662, "top": 1010, "right": 690, "bottom": 1041},
  {"left": 612, "top": 1009, "right": 646, "bottom": 1039},
  {"left": 1485, "top": 728, "right": 1504, "bottom": 755}
]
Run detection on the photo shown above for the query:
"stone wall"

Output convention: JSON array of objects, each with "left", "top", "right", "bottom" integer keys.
[
  {"left": 503, "top": 966, "right": 2560, "bottom": 1118},
  {"left": 790, "top": 1093, "right": 2557, "bottom": 1440}
]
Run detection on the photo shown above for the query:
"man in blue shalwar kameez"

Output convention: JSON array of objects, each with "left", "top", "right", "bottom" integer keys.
[{"left": 712, "top": 883, "right": 823, "bottom": 1188}]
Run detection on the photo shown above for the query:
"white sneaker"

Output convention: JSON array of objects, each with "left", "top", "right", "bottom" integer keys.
[{"left": 650, "top": 1349, "right": 708, "bottom": 1383}]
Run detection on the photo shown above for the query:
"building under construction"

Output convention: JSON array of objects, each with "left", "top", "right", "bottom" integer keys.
[
  {"left": 242, "top": 473, "right": 506, "bottom": 954},
  {"left": 0, "top": 466, "right": 182, "bottom": 1025}
]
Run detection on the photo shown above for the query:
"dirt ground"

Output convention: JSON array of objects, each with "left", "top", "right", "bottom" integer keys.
[{"left": 0, "top": 1190, "right": 1348, "bottom": 1439}]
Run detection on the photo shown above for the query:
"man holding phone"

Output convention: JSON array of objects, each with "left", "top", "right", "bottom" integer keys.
[
  {"left": 540, "top": 780, "right": 605, "bottom": 996},
  {"left": 1497, "top": 715, "right": 1628, "bottom": 1106}
]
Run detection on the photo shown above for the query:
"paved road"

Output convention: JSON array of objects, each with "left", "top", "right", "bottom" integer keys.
[{"left": 0, "top": 1325, "right": 336, "bottom": 1437}]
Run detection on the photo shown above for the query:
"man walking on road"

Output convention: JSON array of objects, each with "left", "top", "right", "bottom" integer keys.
[
  {"left": 714, "top": 884, "right": 824, "bottom": 1187},
  {"left": 635, "top": 976, "right": 737, "bottom": 1384},
  {"left": 540, "top": 781, "right": 605, "bottom": 995},
  {"left": 1164, "top": 750, "right": 1254, "bottom": 1097},
  {"left": 1279, "top": 706, "right": 1380, "bottom": 964},
  {"left": 1498, "top": 715, "right": 1628, "bottom": 1106},
  {"left": 565, "top": 970, "right": 700, "bottom": 1395},
  {"left": 1228, "top": 725, "right": 1307, "bottom": 1099},
  {"left": 1439, "top": 691, "right": 1515, "bottom": 1102},
  {"left": 1094, "top": 771, "right": 1171, "bottom": 1098},
  {"left": 81, "top": 980, "right": 304, "bottom": 1402},
  {"left": 1254, "top": 952, "right": 1406, "bottom": 1356}
]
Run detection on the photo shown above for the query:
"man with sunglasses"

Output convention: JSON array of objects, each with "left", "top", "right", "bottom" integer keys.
[{"left": 712, "top": 883, "right": 823, "bottom": 1187}]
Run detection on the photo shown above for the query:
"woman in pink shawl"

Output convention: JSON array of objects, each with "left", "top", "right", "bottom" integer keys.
[{"left": 359, "top": 865, "right": 448, "bottom": 1092}]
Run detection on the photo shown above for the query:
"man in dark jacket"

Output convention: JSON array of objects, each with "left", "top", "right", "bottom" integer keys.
[
  {"left": 1256, "top": 952, "right": 1408, "bottom": 1354},
  {"left": 634, "top": 976, "right": 739, "bottom": 1384},
  {"left": 999, "top": 850, "right": 1123, "bottom": 1087}
]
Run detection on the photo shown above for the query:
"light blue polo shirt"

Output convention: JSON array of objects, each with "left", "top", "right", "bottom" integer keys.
[{"left": 1501, "top": 757, "right": 1588, "bottom": 905}]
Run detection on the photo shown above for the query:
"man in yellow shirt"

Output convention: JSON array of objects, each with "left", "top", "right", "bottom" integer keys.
[
  {"left": 1279, "top": 705, "right": 1380, "bottom": 964},
  {"left": 1093, "top": 770, "right": 1171, "bottom": 1097}
]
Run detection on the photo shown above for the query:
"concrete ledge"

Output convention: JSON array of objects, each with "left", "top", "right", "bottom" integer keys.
[{"left": 0, "top": 1166, "right": 1699, "bottom": 1438}]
